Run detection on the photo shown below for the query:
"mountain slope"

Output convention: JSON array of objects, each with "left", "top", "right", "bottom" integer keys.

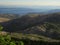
[
  {"left": 0, "top": 14, "right": 20, "bottom": 19},
  {"left": 2, "top": 12, "right": 60, "bottom": 40},
  {"left": 0, "top": 18, "right": 10, "bottom": 22}
]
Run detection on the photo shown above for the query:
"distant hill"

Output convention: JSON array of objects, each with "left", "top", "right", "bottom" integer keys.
[
  {"left": 47, "top": 9, "right": 60, "bottom": 14},
  {"left": 2, "top": 12, "right": 60, "bottom": 40},
  {"left": 0, "top": 7, "right": 60, "bottom": 15},
  {"left": 0, "top": 14, "right": 20, "bottom": 19},
  {"left": 0, "top": 8, "right": 55, "bottom": 15}
]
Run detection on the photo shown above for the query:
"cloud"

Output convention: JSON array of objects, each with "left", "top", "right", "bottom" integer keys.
[{"left": 0, "top": 1, "right": 60, "bottom": 6}]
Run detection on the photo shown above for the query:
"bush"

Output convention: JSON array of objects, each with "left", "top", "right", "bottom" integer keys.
[{"left": 0, "top": 25, "right": 24, "bottom": 45}]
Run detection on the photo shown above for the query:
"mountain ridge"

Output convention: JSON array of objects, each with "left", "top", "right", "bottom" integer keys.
[{"left": 1, "top": 12, "right": 60, "bottom": 40}]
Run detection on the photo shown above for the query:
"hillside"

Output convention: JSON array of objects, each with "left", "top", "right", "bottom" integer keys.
[
  {"left": 0, "top": 14, "right": 20, "bottom": 19},
  {"left": 0, "top": 18, "right": 10, "bottom": 22},
  {"left": 2, "top": 12, "right": 60, "bottom": 41}
]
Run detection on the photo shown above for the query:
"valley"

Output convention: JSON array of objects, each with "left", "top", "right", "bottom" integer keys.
[{"left": 0, "top": 12, "right": 60, "bottom": 45}]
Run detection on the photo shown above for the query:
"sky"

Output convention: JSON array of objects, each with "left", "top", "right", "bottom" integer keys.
[{"left": 0, "top": 0, "right": 60, "bottom": 6}]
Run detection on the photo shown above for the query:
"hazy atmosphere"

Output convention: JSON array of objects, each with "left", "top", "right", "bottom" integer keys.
[
  {"left": 0, "top": 0, "right": 60, "bottom": 6},
  {"left": 0, "top": 0, "right": 60, "bottom": 45}
]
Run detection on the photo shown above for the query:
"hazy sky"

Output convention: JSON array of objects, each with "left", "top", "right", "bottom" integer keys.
[{"left": 0, "top": 0, "right": 60, "bottom": 6}]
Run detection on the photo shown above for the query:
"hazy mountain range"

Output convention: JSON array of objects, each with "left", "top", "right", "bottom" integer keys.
[
  {"left": 0, "top": 6, "right": 60, "bottom": 42},
  {"left": 0, "top": 6, "right": 60, "bottom": 15}
]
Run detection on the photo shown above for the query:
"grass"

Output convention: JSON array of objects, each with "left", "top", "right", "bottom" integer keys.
[
  {"left": 0, "top": 18, "right": 10, "bottom": 22},
  {"left": 10, "top": 33, "right": 60, "bottom": 42}
]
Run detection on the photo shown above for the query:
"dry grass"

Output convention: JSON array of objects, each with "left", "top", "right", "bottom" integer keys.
[{"left": 0, "top": 18, "right": 10, "bottom": 22}]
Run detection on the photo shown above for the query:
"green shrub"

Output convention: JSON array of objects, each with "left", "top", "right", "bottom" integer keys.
[{"left": 0, "top": 26, "right": 24, "bottom": 45}]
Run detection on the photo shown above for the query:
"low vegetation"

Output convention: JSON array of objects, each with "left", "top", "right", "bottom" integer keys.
[
  {"left": 0, "top": 12, "right": 60, "bottom": 45},
  {"left": 0, "top": 25, "right": 60, "bottom": 45}
]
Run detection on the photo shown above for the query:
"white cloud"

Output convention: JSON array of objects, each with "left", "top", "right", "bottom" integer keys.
[{"left": 0, "top": 1, "right": 60, "bottom": 6}]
